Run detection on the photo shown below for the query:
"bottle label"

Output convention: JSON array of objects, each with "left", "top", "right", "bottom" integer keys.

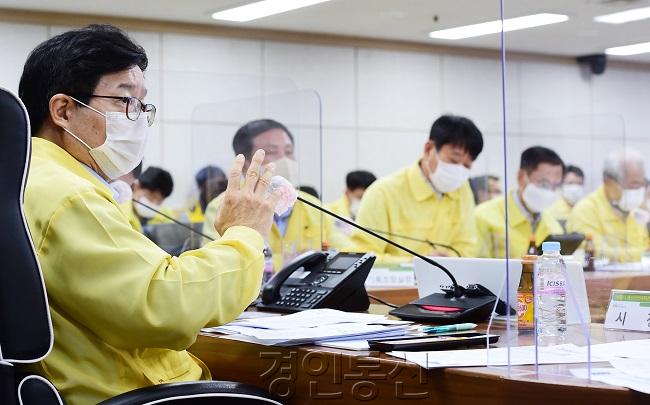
[
  {"left": 538, "top": 278, "right": 566, "bottom": 295},
  {"left": 517, "top": 292, "right": 534, "bottom": 329}
]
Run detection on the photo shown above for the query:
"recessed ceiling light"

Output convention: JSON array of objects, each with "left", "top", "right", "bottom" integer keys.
[
  {"left": 605, "top": 41, "right": 650, "bottom": 56},
  {"left": 428, "top": 13, "right": 569, "bottom": 40},
  {"left": 594, "top": 6, "right": 650, "bottom": 24},
  {"left": 212, "top": 0, "right": 332, "bottom": 22}
]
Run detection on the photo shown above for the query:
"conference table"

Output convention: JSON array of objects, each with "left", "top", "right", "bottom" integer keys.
[
  {"left": 189, "top": 305, "right": 650, "bottom": 404},
  {"left": 367, "top": 270, "right": 650, "bottom": 323}
]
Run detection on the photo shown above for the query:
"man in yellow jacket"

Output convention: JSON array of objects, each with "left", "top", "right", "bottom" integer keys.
[
  {"left": 567, "top": 150, "right": 650, "bottom": 262},
  {"left": 475, "top": 146, "right": 565, "bottom": 258},
  {"left": 351, "top": 115, "right": 483, "bottom": 265},
  {"left": 19, "top": 25, "right": 279, "bottom": 405},
  {"left": 547, "top": 165, "right": 585, "bottom": 229},
  {"left": 202, "top": 119, "right": 349, "bottom": 270},
  {"left": 326, "top": 170, "right": 376, "bottom": 235}
]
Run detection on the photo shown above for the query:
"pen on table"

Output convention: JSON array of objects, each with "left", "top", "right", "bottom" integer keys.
[{"left": 419, "top": 323, "right": 477, "bottom": 334}]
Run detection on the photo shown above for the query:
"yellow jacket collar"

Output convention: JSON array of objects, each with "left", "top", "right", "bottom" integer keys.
[
  {"left": 506, "top": 191, "right": 529, "bottom": 227},
  {"left": 33, "top": 137, "right": 113, "bottom": 196},
  {"left": 595, "top": 185, "right": 626, "bottom": 224},
  {"left": 407, "top": 161, "right": 460, "bottom": 202}
]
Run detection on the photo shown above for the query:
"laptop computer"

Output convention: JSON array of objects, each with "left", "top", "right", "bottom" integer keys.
[{"left": 413, "top": 257, "right": 591, "bottom": 325}]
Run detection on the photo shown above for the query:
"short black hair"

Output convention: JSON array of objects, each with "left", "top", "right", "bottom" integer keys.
[
  {"left": 520, "top": 146, "right": 565, "bottom": 174},
  {"left": 298, "top": 185, "right": 319, "bottom": 200},
  {"left": 195, "top": 165, "right": 225, "bottom": 187},
  {"left": 566, "top": 165, "right": 584, "bottom": 180},
  {"left": 139, "top": 167, "right": 174, "bottom": 198},
  {"left": 346, "top": 170, "right": 377, "bottom": 191},
  {"left": 19, "top": 24, "right": 148, "bottom": 135},
  {"left": 429, "top": 115, "right": 484, "bottom": 160},
  {"left": 232, "top": 119, "right": 294, "bottom": 158}
]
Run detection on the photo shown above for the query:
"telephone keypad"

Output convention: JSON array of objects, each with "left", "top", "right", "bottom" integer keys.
[{"left": 278, "top": 288, "right": 324, "bottom": 308}]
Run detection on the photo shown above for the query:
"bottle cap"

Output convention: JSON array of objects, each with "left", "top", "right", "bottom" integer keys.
[{"left": 541, "top": 241, "right": 561, "bottom": 252}]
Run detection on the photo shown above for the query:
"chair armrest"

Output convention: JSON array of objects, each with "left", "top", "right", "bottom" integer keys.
[{"left": 98, "top": 380, "right": 282, "bottom": 405}]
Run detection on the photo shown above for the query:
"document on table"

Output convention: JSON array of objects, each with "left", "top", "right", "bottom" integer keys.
[
  {"left": 315, "top": 339, "right": 372, "bottom": 351},
  {"left": 221, "top": 308, "right": 394, "bottom": 330},
  {"left": 580, "top": 339, "right": 650, "bottom": 361},
  {"left": 389, "top": 344, "right": 606, "bottom": 369},
  {"left": 570, "top": 366, "right": 650, "bottom": 395},
  {"left": 218, "top": 323, "right": 411, "bottom": 346},
  {"left": 201, "top": 308, "right": 413, "bottom": 346}
]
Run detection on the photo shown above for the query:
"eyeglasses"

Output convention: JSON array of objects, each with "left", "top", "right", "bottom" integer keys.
[
  {"left": 531, "top": 180, "right": 562, "bottom": 191},
  {"left": 75, "top": 94, "right": 156, "bottom": 126}
]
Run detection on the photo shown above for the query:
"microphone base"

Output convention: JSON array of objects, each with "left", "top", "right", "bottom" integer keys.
[{"left": 389, "top": 293, "right": 497, "bottom": 324}]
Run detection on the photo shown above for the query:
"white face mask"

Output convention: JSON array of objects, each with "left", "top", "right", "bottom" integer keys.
[
  {"left": 618, "top": 187, "right": 646, "bottom": 212},
  {"left": 522, "top": 183, "right": 560, "bottom": 213},
  {"left": 133, "top": 196, "right": 160, "bottom": 219},
  {"left": 428, "top": 155, "right": 470, "bottom": 193},
  {"left": 349, "top": 197, "right": 361, "bottom": 218},
  {"left": 562, "top": 184, "right": 584, "bottom": 205},
  {"left": 109, "top": 179, "right": 133, "bottom": 205},
  {"left": 64, "top": 97, "right": 148, "bottom": 180},
  {"left": 272, "top": 157, "right": 300, "bottom": 187}
]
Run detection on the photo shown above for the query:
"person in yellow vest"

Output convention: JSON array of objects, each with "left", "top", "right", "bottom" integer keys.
[
  {"left": 187, "top": 165, "right": 227, "bottom": 223},
  {"left": 19, "top": 25, "right": 280, "bottom": 404},
  {"left": 567, "top": 150, "right": 650, "bottom": 262},
  {"left": 202, "top": 119, "right": 349, "bottom": 270},
  {"left": 547, "top": 165, "right": 585, "bottom": 229},
  {"left": 326, "top": 170, "right": 377, "bottom": 235},
  {"left": 128, "top": 166, "right": 177, "bottom": 227},
  {"left": 351, "top": 115, "right": 483, "bottom": 265},
  {"left": 475, "top": 146, "right": 565, "bottom": 258}
]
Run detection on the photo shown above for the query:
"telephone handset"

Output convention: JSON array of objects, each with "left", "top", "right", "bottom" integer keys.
[{"left": 257, "top": 250, "right": 376, "bottom": 313}]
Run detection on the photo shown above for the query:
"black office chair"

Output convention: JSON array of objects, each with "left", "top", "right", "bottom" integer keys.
[{"left": 0, "top": 86, "right": 282, "bottom": 405}]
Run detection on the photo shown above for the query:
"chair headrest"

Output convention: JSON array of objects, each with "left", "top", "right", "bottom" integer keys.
[{"left": 0, "top": 87, "right": 53, "bottom": 363}]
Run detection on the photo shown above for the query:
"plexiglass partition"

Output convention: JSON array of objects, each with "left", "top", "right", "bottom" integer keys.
[
  {"left": 190, "top": 88, "right": 330, "bottom": 270},
  {"left": 485, "top": 0, "right": 650, "bottom": 382}
]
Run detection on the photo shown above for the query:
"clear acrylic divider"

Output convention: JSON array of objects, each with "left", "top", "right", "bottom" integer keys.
[
  {"left": 486, "top": 113, "right": 626, "bottom": 382},
  {"left": 189, "top": 87, "right": 326, "bottom": 269}
]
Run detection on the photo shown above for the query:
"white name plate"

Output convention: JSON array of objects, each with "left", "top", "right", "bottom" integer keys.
[{"left": 604, "top": 289, "right": 650, "bottom": 332}]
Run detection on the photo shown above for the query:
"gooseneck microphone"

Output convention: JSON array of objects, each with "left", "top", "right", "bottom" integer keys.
[
  {"left": 295, "top": 196, "right": 499, "bottom": 324},
  {"left": 365, "top": 228, "right": 461, "bottom": 258}
]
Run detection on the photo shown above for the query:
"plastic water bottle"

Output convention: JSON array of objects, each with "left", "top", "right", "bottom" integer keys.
[
  {"left": 536, "top": 241, "right": 567, "bottom": 342},
  {"left": 262, "top": 244, "right": 274, "bottom": 285}
]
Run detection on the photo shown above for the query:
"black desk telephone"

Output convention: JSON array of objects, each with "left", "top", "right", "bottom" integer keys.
[{"left": 257, "top": 251, "right": 376, "bottom": 313}]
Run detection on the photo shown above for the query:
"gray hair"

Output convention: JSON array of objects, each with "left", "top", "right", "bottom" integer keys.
[{"left": 603, "top": 149, "right": 645, "bottom": 182}]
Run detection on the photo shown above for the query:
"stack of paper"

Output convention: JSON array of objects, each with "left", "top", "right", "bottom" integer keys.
[
  {"left": 569, "top": 339, "right": 650, "bottom": 394},
  {"left": 389, "top": 344, "right": 605, "bottom": 369},
  {"left": 202, "top": 308, "right": 412, "bottom": 347}
]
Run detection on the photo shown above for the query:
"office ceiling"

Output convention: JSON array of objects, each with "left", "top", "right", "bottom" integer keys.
[{"left": 2, "top": 0, "right": 650, "bottom": 62}]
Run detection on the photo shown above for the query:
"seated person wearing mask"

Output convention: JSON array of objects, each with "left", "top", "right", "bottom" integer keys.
[
  {"left": 187, "top": 165, "right": 227, "bottom": 223},
  {"left": 326, "top": 170, "right": 377, "bottom": 235},
  {"left": 19, "top": 25, "right": 279, "bottom": 404},
  {"left": 547, "top": 165, "right": 585, "bottom": 228},
  {"left": 202, "top": 119, "right": 348, "bottom": 270},
  {"left": 476, "top": 146, "right": 565, "bottom": 258},
  {"left": 124, "top": 166, "right": 177, "bottom": 230},
  {"left": 567, "top": 150, "right": 650, "bottom": 262},
  {"left": 351, "top": 115, "right": 483, "bottom": 264},
  {"left": 469, "top": 174, "right": 501, "bottom": 205}
]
